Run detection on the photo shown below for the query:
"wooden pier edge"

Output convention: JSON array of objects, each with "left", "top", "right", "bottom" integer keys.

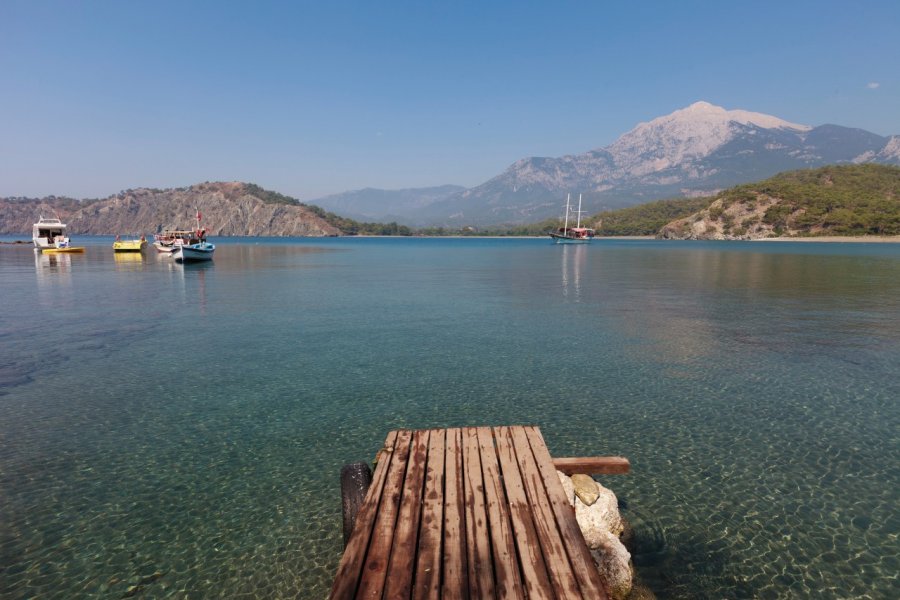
[
  {"left": 329, "top": 425, "right": 630, "bottom": 599},
  {"left": 552, "top": 455, "right": 631, "bottom": 475}
]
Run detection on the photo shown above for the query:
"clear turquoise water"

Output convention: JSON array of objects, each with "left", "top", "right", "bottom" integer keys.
[{"left": 1, "top": 237, "right": 898, "bottom": 599}]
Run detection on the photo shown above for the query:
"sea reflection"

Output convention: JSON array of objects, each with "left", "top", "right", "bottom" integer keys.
[
  {"left": 34, "top": 250, "right": 72, "bottom": 274},
  {"left": 113, "top": 251, "right": 146, "bottom": 271},
  {"left": 164, "top": 260, "right": 212, "bottom": 315},
  {"left": 560, "top": 243, "right": 587, "bottom": 301}
]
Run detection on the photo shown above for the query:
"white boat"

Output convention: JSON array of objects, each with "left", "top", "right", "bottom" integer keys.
[
  {"left": 549, "top": 194, "right": 595, "bottom": 244},
  {"left": 172, "top": 208, "right": 215, "bottom": 262},
  {"left": 173, "top": 241, "right": 215, "bottom": 263},
  {"left": 153, "top": 229, "right": 206, "bottom": 253},
  {"left": 32, "top": 216, "right": 85, "bottom": 253}
]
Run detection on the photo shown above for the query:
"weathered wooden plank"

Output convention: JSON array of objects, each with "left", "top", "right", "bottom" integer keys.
[
  {"left": 508, "top": 426, "right": 583, "bottom": 599},
  {"left": 523, "top": 426, "right": 608, "bottom": 598},
  {"left": 494, "top": 427, "right": 555, "bottom": 600},
  {"left": 384, "top": 429, "right": 430, "bottom": 599},
  {"left": 413, "top": 428, "right": 447, "bottom": 600},
  {"left": 462, "top": 427, "right": 495, "bottom": 599},
  {"left": 331, "top": 426, "right": 621, "bottom": 600},
  {"left": 330, "top": 430, "right": 400, "bottom": 599},
  {"left": 356, "top": 429, "right": 414, "bottom": 598},
  {"left": 441, "top": 428, "right": 469, "bottom": 599},
  {"left": 477, "top": 427, "right": 525, "bottom": 600},
  {"left": 552, "top": 456, "right": 630, "bottom": 475}
]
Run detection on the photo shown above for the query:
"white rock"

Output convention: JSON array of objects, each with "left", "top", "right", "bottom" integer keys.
[
  {"left": 575, "top": 482, "right": 623, "bottom": 547},
  {"left": 556, "top": 471, "right": 575, "bottom": 507}
]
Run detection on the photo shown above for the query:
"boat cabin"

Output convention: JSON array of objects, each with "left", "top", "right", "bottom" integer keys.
[
  {"left": 32, "top": 217, "right": 68, "bottom": 249},
  {"left": 556, "top": 226, "right": 595, "bottom": 240}
]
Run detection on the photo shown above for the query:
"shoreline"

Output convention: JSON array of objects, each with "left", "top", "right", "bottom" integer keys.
[{"left": 751, "top": 235, "right": 900, "bottom": 243}]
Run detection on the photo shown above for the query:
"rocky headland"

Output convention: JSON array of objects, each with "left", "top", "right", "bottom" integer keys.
[{"left": 0, "top": 182, "right": 341, "bottom": 237}]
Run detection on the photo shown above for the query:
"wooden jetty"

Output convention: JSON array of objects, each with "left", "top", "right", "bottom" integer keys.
[{"left": 330, "top": 425, "right": 630, "bottom": 599}]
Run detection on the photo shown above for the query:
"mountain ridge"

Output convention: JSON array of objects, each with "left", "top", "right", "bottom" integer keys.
[
  {"left": 0, "top": 182, "right": 341, "bottom": 237},
  {"left": 400, "top": 102, "right": 900, "bottom": 226}
]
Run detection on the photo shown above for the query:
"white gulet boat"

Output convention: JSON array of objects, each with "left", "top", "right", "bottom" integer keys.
[
  {"left": 172, "top": 209, "right": 215, "bottom": 263},
  {"left": 549, "top": 194, "right": 596, "bottom": 244}
]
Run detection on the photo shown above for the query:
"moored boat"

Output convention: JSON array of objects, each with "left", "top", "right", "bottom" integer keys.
[
  {"left": 173, "top": 241, "right": 215, "bottom": 263},
  {"left": 113, "top": 234, "right": 147, "bottom": 252},
  {"left": 153, "top": 229, "right": 206, "bottom": 253},
  {"left": 549, "top": 194, "right": 596, "bottom": 244},
  {"left": 32, "top": 216, "right": 85, "bottom": 253},
  {"left": 171, "top": 208, "right": 215, "bottom": 263}
]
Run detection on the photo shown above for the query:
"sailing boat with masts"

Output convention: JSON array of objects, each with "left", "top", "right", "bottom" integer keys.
[{"left": 549, "top": 193, "right": 595, "bottom": 244}]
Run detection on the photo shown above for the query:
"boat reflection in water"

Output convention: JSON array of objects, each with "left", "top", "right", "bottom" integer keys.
[
  {"left": 34, "top": 251, "right": 74, "bottom": 306},
  {"left": 35, "top": 250, "right": 72, "bottom": 274},
  {"left": 113, "top": 251, "right": 146, "bottom": 271},
  {"left": 560, "top": 243, "right": 587, "bottom": 302},
  {"left": 165, "top": 258, "right": 212, "bottom": 316}
]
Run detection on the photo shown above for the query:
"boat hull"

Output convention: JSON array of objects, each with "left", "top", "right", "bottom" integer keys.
[
  {"left": 113, "top": 240, "right": 147, "bottom": 252},
  {"left": 173, "top": 243, "right": 215, "bottom": 263},
  {"left": 550, "top": 233, "right": 591, "bottom": 244},
  {"left": 42, "top": 247, "right": 85, "bottom": 254}
]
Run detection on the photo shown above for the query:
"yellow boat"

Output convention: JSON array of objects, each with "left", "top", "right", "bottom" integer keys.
[
  {"left": 43, "top": 246, "right": 85, "bottom": 254},
  {"left": 113, "top": 235, "right": 147, "bottom": 252}
]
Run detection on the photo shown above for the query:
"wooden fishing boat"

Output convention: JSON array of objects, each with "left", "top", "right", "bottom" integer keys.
[
  {"left": 171, "top": 208, "right": 215, "bottom": 262},
  {"left": 173, "top": 241, "right": 215, "bottom": 263}
]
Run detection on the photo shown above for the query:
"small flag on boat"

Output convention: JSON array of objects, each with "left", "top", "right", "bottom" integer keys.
[{"left": 196, "top": 209, "right": 202, "bottom": 222}]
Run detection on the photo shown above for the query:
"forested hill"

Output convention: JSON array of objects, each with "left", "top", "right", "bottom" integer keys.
[
  {"left": 0, "top": 182, "right": 407, "bottom": 237},
  {"left": 658, "top": 164, "right": 900, "bottom": 239}
]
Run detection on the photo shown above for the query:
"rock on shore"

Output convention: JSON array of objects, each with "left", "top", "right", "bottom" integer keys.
[{"left": 558, "top": 471, "right": 637, "bottom": 600}]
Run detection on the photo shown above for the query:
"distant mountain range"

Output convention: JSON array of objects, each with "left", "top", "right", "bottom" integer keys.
[
  {"left": 311, "top": 101, "right": 900, "bottom": 226},
  {"left": 3, "top": 102, "right": 899, "bottom": 235},
  {"left": 308, "top": 185, "right": 465, "bottom": 223}
]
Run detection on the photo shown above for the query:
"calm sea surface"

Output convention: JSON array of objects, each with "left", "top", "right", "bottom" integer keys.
[{"left": 1, "top": 237, "right": 898, "bottom": 599}]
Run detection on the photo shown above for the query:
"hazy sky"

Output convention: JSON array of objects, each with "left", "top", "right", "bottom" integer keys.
[{"left": 2, "top": 1, "right": 898, "bottom": 200}]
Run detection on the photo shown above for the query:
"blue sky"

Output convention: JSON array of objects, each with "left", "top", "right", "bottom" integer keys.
[{"left": 2, "top": 1, "right": 898, "bottom": 200}]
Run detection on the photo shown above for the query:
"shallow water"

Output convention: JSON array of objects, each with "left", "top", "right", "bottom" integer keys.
[{"left": 1, "top": 237, "right": 898, "bottom": 599}]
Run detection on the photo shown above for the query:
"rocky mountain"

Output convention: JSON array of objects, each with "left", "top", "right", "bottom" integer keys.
[
  {"left": 407, "top": 101, "right": 900, "bottom": 226},
  {"left": 310, "top": 185, "right": 465, "bottom": 224},
  {"left": 0, "top": 182, "right": 341, "bottom": 237},
  {"left": 657, "top": 164, "right": 900, "bottom": 240}
]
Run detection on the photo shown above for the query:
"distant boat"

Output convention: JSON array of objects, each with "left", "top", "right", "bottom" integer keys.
[
  {"left": 549, "top": 194, "right": 595, "bottom": 244},
  {"left": 112, "top": 234, "right": 147, "bottom": 252},
  {"left": 32, "top": 215, "right": 85, "bottom": 253},
  {"left": 172, "top": 208, "right": 215, "bottom": 263}
]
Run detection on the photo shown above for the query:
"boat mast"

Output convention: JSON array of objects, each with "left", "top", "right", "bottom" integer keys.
[
  {"left": 576, "top": 193, "right": 583, "bottom": 228},
  {"left": 563, "top": 193, "right": 571, "bottom": 233}
]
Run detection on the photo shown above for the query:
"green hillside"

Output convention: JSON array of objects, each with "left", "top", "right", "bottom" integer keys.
[
  {"left": 715, "top": 164, "right": 900, "bottom": 236},
  {"left": 590, "top": 197, "right": 715, "bottom": 236}
]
